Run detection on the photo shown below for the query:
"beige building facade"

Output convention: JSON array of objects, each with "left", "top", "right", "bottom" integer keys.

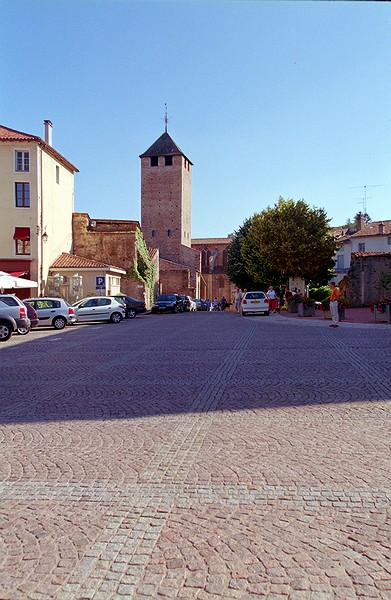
[{"left": 0, "top": 121, "right": 78, "bottom": 297}]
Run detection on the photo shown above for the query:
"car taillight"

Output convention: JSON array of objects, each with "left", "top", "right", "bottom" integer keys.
[
  {"left": 242, "top": 299, "right": 247, "bottom": 304},
  {"left": 68, "top": 307, "right": 75, "bottom": 315},
  {"left": 19, "top": 307, "right": 27, "bottom": 318}
]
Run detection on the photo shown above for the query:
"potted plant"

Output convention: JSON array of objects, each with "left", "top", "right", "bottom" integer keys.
[
  {"left": 287, "top": 295, "right": 300, "bottom": 313},
  {"left": 297, "top": 296, "right": 315, "bottom": 317},
  {"left": 370, "top": 298, "right": 391, "bottom": 323}
]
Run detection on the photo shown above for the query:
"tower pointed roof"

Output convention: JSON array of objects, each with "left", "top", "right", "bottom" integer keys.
[{"left": 140, "top": 132, "right": 193, "bottom": 164}]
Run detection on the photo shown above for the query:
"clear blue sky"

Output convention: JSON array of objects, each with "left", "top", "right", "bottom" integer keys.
[{"left": 2, "top": 0, "right": 390, "bottom": 238}]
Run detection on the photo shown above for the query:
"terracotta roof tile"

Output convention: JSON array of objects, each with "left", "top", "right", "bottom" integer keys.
[
  {"left": 352, "top": 251, "right": 391, "bottom": 257},
  {"left": 0, "top": 125, "right": 40, "bottom": 141},
  {"left": 51, "top": 252, "right": 125, "bottom": 272},
  {"left": 192, "top": 238, "right": 232, "bottom": 245},
  {"left": 350, "top": 220, "right": 391, "bottom": 237}
]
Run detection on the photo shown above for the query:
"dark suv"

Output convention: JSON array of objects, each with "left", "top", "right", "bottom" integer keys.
[
  {"left": 112, "top": 295, "right": 146, "bottom": 319},
  {"left": 151, "top": 294, "right": 184, "bottom": 314},
  {"left": 0, "top": 294, "right": 31, "bottom": 341}
]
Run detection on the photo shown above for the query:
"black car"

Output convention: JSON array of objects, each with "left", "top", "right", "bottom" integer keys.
[
  {"left": 112, "top": 295, "right": 146, "bottom": 319},
  {"left": 151, "top": 294, "right": 184, "bottom": 314}
]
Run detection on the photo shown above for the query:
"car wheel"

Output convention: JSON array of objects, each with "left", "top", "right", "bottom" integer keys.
[
  {"left": 127, "top": 308, "right": 137, "bottom": 319},
  {"left": 172, "top": 306, "right": 178, "bottom": 313},
  {"left": 52, "top": 316, "right": 66, "bottom": 330},
  {"left": 110, "top": 312, "right": 122, "bottom": 323},
  {"left": 0, "top": 322, "right": 12, "bottom": 342},
  {"left": 17, "top": 326, "right": 30, "bottom": 335},
  {"left": 264, "top": 311, "right": 270, "bottom": 316},
  {"left": 242, "top": 311, "right": 247, "bottom": 317}
]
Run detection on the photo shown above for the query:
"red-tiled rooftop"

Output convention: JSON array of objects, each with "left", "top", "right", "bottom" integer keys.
[
  {"left": 350, "top": 220, "right": 391, "bottom": 237},
  {"left": 51, "top": 252, "right": 125, "bottom": 272}
]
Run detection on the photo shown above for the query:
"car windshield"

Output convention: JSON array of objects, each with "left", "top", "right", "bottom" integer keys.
[
  {"left": 245, "top": 292, "right": 266, "bottom": 299},
  {"left": 158, "top": 294, "right": 176, "bottom": 301}
]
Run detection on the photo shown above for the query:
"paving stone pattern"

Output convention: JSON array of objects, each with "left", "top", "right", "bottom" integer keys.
[{"left": 0, "top": 313, "right": 390, "bottom": 599}]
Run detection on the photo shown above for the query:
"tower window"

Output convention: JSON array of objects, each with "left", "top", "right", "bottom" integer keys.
[
  {"left": 150, "top": 156, "right": 158, "bottom": 167},
  {"left": 358, "top": 243, "right": 365, "bottom": 252},
  {"left": 165, "top": 156, "right": 172, "bottom": 166},
  {"left": 56, "top": 165, "right": 60, "bottom": 184},
  {"left": 152, "top": 229, "right": 156, "bottom": 237},
  {"left": 167, "top": 229, "right": 173, "bottom": 237}
]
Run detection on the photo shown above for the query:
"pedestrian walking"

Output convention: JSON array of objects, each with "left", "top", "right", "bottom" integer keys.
[
  {"left": 234, "top": 288, "right": 243, "bottom": 313},
  {"left": 329, "top": 282, "right": 340, "bottom": 327},
  {"left": 220, "top": 296, "right": 227, "bottom": 311},
  {"left": 267, "top": 286, "right": 278, "bottom": 313}
]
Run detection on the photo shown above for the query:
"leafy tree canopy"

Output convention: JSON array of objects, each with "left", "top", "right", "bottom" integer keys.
[
  {"left": 245, "top": 197, "right": 337, "bottom": 284},
  {"left": 227, "top": 217, "right": 284, "bottom": 290}
]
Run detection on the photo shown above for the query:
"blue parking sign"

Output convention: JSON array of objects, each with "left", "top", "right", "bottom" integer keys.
[{"left": 96, "top": 276, "right": 105, "bottom": 290}]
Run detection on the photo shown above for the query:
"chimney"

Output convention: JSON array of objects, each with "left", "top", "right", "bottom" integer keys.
[
  {"left": 44, "top": 120, "right": 53, "bottom": 146},
  {"left": 355, "top": 212, "right": 365, "bottom": 231},
  {"left": 379, "top": 222, "right": 384, "bottom": 235}
]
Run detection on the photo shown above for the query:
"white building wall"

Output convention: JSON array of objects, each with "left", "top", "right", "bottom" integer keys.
[{"left": 40, "top": 148, "right": 74, "bottom": 292}]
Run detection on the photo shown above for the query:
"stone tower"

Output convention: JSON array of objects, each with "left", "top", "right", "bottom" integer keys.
[{"left": 140, "top": 131, "right": 193, "bottom": 262}]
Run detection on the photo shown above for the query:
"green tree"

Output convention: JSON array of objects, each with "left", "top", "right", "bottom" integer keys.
[
  {"left": 246, "top": 197, "right": 336, "bottom": 284},
  {"left": 226, "top": 217, "right": 282, "bottom": 290},
  {"left": 226, "top": 219, "right": 255, "bottom": 289}
]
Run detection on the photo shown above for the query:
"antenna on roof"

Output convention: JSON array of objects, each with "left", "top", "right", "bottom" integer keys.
[
  {"left": 349, "top": 184, "right": 383, "bottom": 215},
  {"left": 164, "top": 103, "right": 168, "bottom": 133}
]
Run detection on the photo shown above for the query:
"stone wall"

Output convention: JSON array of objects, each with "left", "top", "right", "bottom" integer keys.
[
  {"left": 159, "top": 258, "right": 200, "bottom": 297},
  {"left": 72, "top": 212, "right": 144, "bottom": 299},
  {"left": 347, "top": 252, "right": 391, "bottom": 307}
]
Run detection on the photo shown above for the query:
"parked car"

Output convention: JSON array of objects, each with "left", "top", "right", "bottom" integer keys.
[
  {"left": 25, "top": 297, "right": 77, "bottom": 329},
  {"left": 241, "top": 291, "right": 270, "bottom": 316},
  {"left": 111, "top": 295, "right": 146, "bottom": 319},
  {"left": 0, "top": 294, "right": 31, "bottom": 340},
  {"left": 151, "top": 294, "right": 184, "bottom": 314},
  {"left": 195, "top": 298, "right": 207, "bottom": 311},
  {"left": 23, "top": 302, "right": 38, "bottom": 330},
  {"left": 73, "top": 296, "right": 126, "bottom": 323}
]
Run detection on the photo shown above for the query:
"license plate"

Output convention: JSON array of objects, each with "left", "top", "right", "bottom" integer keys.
[{"left": 252, "top": 300, "right": 260, "bottom": 304}]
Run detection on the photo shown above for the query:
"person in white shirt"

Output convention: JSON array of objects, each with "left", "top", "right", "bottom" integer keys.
[{"left": 267, "top": 286, "right": 278, "bottom": 313}]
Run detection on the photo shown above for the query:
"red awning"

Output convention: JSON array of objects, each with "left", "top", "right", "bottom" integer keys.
[
  {"left": 9, "top": 270, "right": 28, "bottom": 277},
  {"left": 13, "top": 227, "right": 30, "bottom": 241}
]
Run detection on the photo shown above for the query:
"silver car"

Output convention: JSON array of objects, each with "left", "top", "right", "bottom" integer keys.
[
  {"left": 0, "top": 294, "right": 31, "bottom": 340},
  {"left": 25, "top": 297, "right": 77, "bottom": 330},
  {"left": 72, "top": 296, "right": 126, "bottom": 323}
]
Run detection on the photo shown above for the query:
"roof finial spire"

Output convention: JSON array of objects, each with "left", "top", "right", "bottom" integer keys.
[{"left": 164, "top": 103, "right": 168, "bottom": 133}]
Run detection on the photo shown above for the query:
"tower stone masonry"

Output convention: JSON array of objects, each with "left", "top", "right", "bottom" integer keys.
[{"left": 140, "top": 131, "right": 192, "bottom": 259}]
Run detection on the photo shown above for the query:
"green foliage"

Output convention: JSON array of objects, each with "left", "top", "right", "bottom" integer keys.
[
  {"left": 128, "top": 228, "right": 156, "bottom": 305},
  {"left": 375, "top": 270, "right": 391, "bottom": 298},
  {"left": 226, "top": 218, "right": 282, "bottom": 290},
  {"left": 308, "top": 285, "right": 331, "bottom": 303},
  {"left": 247, "top": 197, "right": 337, "bottom": 282}
]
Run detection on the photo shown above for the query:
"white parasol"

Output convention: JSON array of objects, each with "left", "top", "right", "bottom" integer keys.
[{"left": 0, "top": 271, "right": 38, "bottom": 293}]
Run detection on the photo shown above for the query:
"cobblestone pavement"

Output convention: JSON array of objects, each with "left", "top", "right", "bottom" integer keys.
[{"left": 0, "top": 313, "right": 390, "bottom": 599}]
